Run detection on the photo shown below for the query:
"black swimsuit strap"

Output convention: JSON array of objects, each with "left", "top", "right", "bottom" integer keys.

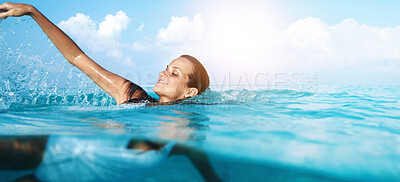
[{"left": 124, "top": 95, "right": 157, "bottom": 104}]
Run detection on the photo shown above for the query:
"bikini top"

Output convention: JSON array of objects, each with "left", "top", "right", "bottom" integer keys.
[
  {"left": 123, "top": 94, "right": 158, "bottom": 104},
  {"left": 121, "top": 81, "right": 189, "bottom": 105}
]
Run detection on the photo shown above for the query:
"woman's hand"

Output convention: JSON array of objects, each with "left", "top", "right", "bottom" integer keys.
[{"left": 0, "top": 2, "right": 34, "bottom": 19}]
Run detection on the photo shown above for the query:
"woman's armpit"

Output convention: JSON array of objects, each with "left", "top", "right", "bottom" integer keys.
[
  {"left": 124, "top": 80, "right": 148, "bottom": 100},
  {"left": 130, "top": 89, "right": 148, "bottom": 99}
]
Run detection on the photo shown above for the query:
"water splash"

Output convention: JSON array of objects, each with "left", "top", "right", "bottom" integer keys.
[
  {"left": 183, "top": 88, "right": 314, "bottom": 105},
  {"left": 0, "top": 17, "right": 115, "bottom": 110}
]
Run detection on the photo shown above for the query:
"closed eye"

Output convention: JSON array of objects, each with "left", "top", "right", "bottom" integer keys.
[{"left": 166, "top": 65, "right": 180, "bottom": 76}]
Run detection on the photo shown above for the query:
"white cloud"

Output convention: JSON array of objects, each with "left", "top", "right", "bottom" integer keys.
[
  {"left": 98, "top": 11, "right": 130, "bottom": 39},
  {"left": 157, "top": 14, "right": 204, "bottom": 44},
  {"left": 284, "top": 17, "right": 331, "bottom": 55},
  {"left": 136, "top": 22, "right": 144, "bottom": 32},
  {"left": 58, "top": 11, "right": 133, "bottom": 65},
  {"left": 275, "top": 17, "right": 400, "bottom": 84},
  {"left": 283, "top": 17, "right": 400, "bottom": 66},
  {"left": 130, "top": 14, "right": 204, "bottom": 51},
  {"left": 131, "top": 41, "right": 146, "bottom": 51}
]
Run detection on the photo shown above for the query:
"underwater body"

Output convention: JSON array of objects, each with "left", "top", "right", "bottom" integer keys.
[{"left": 1, "top": 18, "right": 400, "bottom": 182}]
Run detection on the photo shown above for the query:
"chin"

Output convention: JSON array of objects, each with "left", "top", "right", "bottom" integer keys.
[
  {"left": 152, "top": 85, "right": 159, "bottom": 94},
  {"left": 152, "top": 84, "right": 164, "bottom": 96}
]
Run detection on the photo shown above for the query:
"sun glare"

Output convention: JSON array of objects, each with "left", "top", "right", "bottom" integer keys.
[{"left": 198, "top": 1, "right": 284, "bottom": 71}]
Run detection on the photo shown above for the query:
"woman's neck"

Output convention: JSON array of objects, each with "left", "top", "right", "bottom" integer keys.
[
  {"left": 158, "top": 96, "right": 172, "bottom": 103},
  {"left": 158, "top": 96, "right": 185, "bottom": 103}
]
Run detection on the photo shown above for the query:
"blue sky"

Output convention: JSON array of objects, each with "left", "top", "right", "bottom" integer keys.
[{"left": 1, "top": 0, "right": 400, "bottom": 88}]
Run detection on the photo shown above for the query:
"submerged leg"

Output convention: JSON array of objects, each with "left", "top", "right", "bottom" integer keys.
[{"left": 0, "top": 136, "right": 48, "bottom": 170}]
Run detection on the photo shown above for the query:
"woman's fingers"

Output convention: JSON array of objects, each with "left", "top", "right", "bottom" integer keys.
[
  {"left": 0, "top": 11, "right": 11, "bottom": 20},
  {"left": 0, "top": 2, "right": 31, "bottom": 19},
  {"left": 0, "top": 3, "right": 11, "bottom": 19},
  {"left": 0, "top": 7, "right": 11, "bottom": 20},
  {"left": 0, "top": 2, "right": 10, "bottom": 11}
]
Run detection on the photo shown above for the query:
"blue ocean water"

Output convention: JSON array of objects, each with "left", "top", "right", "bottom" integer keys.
[
  {"left": 1, "top": 18, "right": 400, "bottom": 182},
  {"left": 0, "top": 85, "right": 399, "bottom": 181}
]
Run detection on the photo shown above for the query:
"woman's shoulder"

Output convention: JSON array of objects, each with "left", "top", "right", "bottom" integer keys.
[{"left": 122, "top": 81, "right": 157, "bottom": 104}]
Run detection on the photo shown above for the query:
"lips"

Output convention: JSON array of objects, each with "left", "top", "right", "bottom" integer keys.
[{"left": 157, "top": 79, "right": 168, "bottom": 85}]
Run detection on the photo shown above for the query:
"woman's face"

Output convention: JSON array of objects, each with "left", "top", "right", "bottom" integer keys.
[{"left": 153, "top": 57, "right": 195, "bottom": 102}]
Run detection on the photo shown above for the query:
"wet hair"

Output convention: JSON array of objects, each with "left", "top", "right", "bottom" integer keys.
[{"left": 180, "top": 55, "right": 210, "bottom": 94}]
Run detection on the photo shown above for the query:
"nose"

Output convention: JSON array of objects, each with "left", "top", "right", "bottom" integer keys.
[{"left": 159, "top": 70, "right": 167, "bottom": 78}]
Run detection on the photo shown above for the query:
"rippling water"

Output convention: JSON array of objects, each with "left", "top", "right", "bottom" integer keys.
[
  {"left": 1, "top": 85, "right": 400, "bottom": 181},
  {"left": 1, "top": 18, "right": 400, "bottom": 182}
]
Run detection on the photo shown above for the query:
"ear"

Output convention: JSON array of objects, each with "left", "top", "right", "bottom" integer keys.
[{"left": 184, "top": 88, "right": 198, "bottom": 98}]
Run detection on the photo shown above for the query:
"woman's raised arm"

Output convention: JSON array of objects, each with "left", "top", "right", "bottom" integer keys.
[{"left": 0, "top": 2, "right": 132, "bottom": 104}]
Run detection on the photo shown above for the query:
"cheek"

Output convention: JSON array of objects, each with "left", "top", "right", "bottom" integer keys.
[{"left": 169, "top": 77, "right": 188, "bottom": 90}]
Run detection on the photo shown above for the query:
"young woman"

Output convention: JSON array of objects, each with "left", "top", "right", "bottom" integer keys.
[{"left": 0, "top": 2, "right": 210, "bottom": 105}]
